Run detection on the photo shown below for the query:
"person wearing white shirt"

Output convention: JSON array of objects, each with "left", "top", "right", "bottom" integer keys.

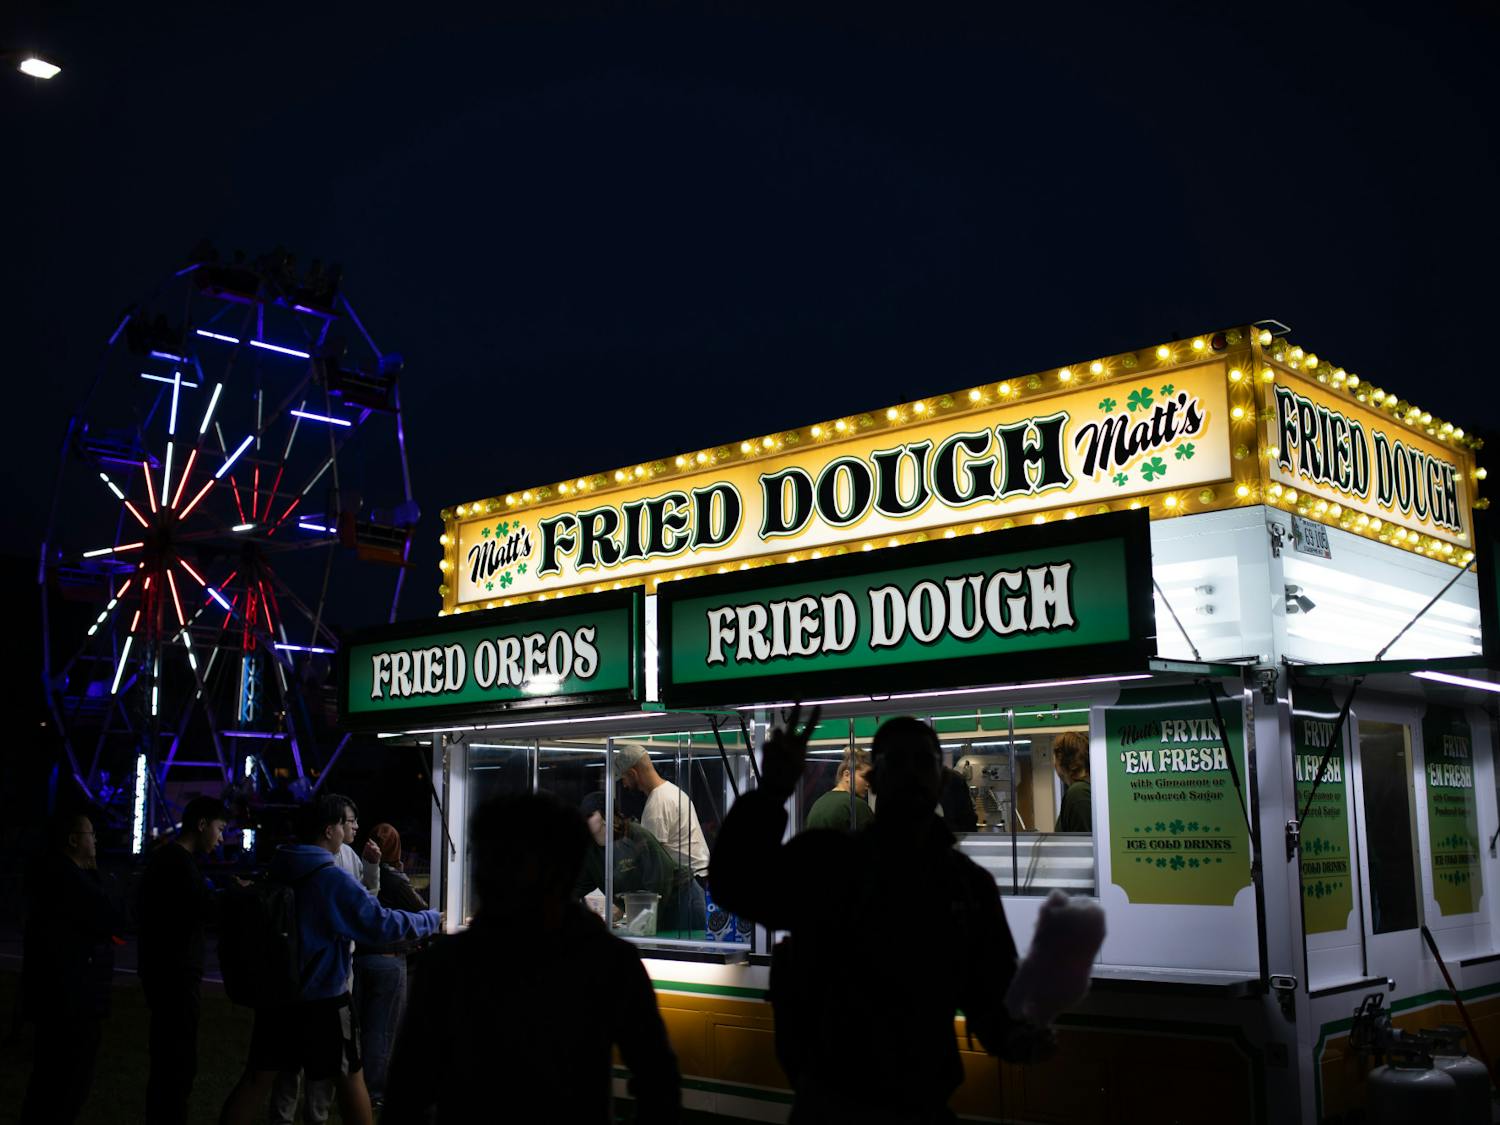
[{"left": 613, "top": 744, "right": 710, "bottom": 879}]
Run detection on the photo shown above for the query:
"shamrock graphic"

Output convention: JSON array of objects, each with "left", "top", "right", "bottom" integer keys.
[
  {"left": 1127, "top": 386, "right": 1154, "bottom": 413},
  {"left": 1168, "top": 819, "right": 1185, "bottom": 835},
  {"left": 481, "top": 526, "right": 491, "bottom": 538},
  {"left": 499, "top": 572, "right": 513, "bottom": 588},
  {"left": 1169, "top": 856, "right": 1185, "bottom": 871},
  {"left": 1160, "top": 383, "right": 1175, "bottom": 396},
  {"left": 1155, "top": 858, "right": 1168, "bottom": 868},
  {"left": 1155, "top": 821, "right": 1167, "bottom": 832},
  {"left": 1187, "top": 821, "right": 1200, "bottom": 832},
  {"left": 1174, "top": 443, "right": 1196, "bottom": 461},
  {"left": 497, "top": 520, "right": 511, "bottom": 535},
  {"left": 517, "top": 562, "right": 527, "bottom": 575},
  {"left": 1113, "top": 472, "right": 1129, "bottom": 487},
  {"left": 1098, "top": 397, "right": 1117, "bottom": 413},
  {"left": 1140, "top": 456, "right": 1168, "bottom": 482},
  {"left": 1188, "top": 858, "right": 1201, "bottom": 869},
  {"left": 484, "top": 581, "right": 494, "bottom": 591}
]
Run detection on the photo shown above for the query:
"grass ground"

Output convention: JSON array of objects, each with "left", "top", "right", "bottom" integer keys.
[{"left": 1, "top": 970, "right": 721, "bottom": 1123}]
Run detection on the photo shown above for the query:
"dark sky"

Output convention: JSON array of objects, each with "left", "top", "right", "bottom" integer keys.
[{"left": 6, "top": 1, "right": 1498, "bottom": 628}]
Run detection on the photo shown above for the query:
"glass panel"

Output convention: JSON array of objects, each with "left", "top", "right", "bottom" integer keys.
[
  {"left": 1357, "top": 720, "right": 1423, "bottom": 935},
  {"left": 796, "top": 720, "right": 873, "bottom": 834},
  {"left": 463, "top": 742, "right": 533, "bottom": 923}
]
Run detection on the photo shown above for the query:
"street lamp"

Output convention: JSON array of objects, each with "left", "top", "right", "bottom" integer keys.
[{"left": 4, "top": 52, "right": 62, "bottom": 79}]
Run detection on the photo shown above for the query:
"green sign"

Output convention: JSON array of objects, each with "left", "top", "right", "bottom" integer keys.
[
  {"left": 1292, "top": 689, "right": 1354, "bottom": 935},
  {"left": 1423, "top": 705, "right": 1482, "bottom": 916},
  {"left": 338, "top": 589, "right": 643, "bottom": 728},
  {"left": 1105, "top": 687, "right": 1251, "bottom": 906},
  {"left": 656, "top": 511, "right": 1154, "bottom": 707}
]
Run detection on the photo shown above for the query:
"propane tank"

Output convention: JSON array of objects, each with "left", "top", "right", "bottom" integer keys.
[
  {"left": 1422, "top": 1025, "right": 1489, "bottom": 1125},
  {"left": 1365, "top": 1049, "right": 1458, "bottom": 1124}
]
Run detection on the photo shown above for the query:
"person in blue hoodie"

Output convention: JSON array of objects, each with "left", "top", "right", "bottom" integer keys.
[{"left": 218, "top": 794, "right": 440, "bottom": 1125}]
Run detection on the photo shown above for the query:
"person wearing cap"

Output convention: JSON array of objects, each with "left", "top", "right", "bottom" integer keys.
[
  {"left": 612, "top": 743, "right": 710, "bottom": 880},
  {"left": 575, "top": 792, "right": 706, "bottom": 933}
]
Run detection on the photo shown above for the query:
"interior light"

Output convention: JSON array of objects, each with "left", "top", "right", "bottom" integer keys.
[{"left": 1412, "top": 670, "right": 1500, "bottom": 695}]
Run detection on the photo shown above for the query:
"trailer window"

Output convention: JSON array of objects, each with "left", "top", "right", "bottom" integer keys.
[{"left": 1357, "top": 721, "right": 1422, "bottom": 935}]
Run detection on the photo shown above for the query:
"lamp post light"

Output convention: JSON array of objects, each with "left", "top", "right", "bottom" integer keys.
[{"left": 4, "top": 52, "right": 62, "bottom": 79}]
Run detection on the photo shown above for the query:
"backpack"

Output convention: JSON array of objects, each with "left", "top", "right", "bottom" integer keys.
[{"left": 218, "top": 862, "right": 333, "bottom": 1008}]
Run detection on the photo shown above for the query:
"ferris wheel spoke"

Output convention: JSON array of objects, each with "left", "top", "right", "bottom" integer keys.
[{"left": 268, "top": 564, "right": 340, "bottom": 649}]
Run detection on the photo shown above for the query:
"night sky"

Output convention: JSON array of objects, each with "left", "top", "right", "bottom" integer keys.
[{"left": 5, "top": 1, "right": 1498, "bottom": 629}]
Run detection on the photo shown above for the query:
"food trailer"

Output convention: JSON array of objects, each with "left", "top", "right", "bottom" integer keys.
[{"left": 340, "top": 323, "right": 1497, "bottom": 1122}]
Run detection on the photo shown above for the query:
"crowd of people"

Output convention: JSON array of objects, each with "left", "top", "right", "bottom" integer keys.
[{"left": 16, "top": 718, "right": 1090, "bottom": 1124}]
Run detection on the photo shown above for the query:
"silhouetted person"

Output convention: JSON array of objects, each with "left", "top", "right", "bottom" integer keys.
[
  {"left": 712, "top": 710, "right": 1037, "bottom": 1125},
  {"left": 383, "top": 793, "right": 681, "bottom": 1123},
  {"left": 139, "top": 795, "right": 231, "bottom": 1125},
  {"left": 20, "top": 810, "right": 124, "bottom": 1125},
  {"left": 1051, "top": 732, "right": 1092, "bottom": 832},
  {"left": 218, "top": 795, "right": 439, "bottom": 1125},
  {"left": 353, "top": 822, "right": 428, "bottom": 1109}
]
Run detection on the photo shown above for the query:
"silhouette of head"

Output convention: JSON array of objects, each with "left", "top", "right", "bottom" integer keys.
[
  {"left": 471, "top": 793, "right": 590, "bottom": 914},
  {"left": 869, "top": 717, "right": 942, "bottom": 822}
]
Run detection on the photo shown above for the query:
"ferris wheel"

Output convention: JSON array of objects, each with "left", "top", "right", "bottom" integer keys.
[{"left": 40, "top": 246, "right": 415, "bottom": 844}]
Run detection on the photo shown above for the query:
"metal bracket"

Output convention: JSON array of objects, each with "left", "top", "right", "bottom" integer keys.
[
  {"left": 1269, "top": 973, "right": 1298, "bottom": 1020},
  {"left": 1285, "top": 819, "right": 1301, "bottom": 862},
  {"left": 1268, "top": 522, "right": 1286, "bottom": 558},
  {"left": 1254, "top": 664, "right": 1279, "bottom": 705}
]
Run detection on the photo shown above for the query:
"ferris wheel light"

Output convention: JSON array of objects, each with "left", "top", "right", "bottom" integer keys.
[
  {"left": 168, "top": 373, "right": 182, "bottom": 436},
  {"left": 110, "top": 635, "right": 134, "bottom": 695},
  {"left": 149, "top": 350, "right": 187, "bottom": 364},
  {"left": 206, "top": 587, "right": 233, "bottom": 613},
  {"left": 274, "top": 643, "right": 335, "bottom": 654},
  {"left": 232, "top": 523, "right": 255, "bottom": 532},
  {"left": 170, "top": 449, "right": 198, "bottom": 508},
  {"left": 82, "top": 541, "right": 144, "bottom": 558},
  {"left": 195, "top": 329, "right": 240, "bottom": 344},
  {"left": 166, "top": 568, "right": 185, "bottom": 627},
  {"left": 199, "top": 383, "right": 223, "bottom": 435},
  {"left": 123, "top": 501, "right": 150, "bottom": 529},
  {"left": 143, "top": 461, "right": 158, "bottom": 512},
  {"left": 248, "top": 340, "right": 311, "bottom": 360},
  {"left": 297, "top": 521, "right": 331, "bottom": 533},
  {"left": 176, "top": 558, "right": 207, "bottom": 586},
  {"left": 289, "top": 409, "right": 352, "bottom": 428},
  {"left": 216, "top": 434, "right": 255, "bottom": 479},
  {"left": 161, "top": 442, "right": 175, "bottom": 505},
  {"left": 178, "top": 478, "right": 215, "bottom": 520},
  {"left": 140, "top": 372, "right": 199, "bottom": 388},
  {"left": 99, "top": 472, "right": 125, "bottom": 500}
]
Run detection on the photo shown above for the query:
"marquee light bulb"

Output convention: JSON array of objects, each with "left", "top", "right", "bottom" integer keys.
[
  {"left": 1156, "top": 345, "right": 1171, "bottom": 360},
  {"left": 762, "top": 437, "right": 775, "bottom": 448},
  {"left": 811, "top": 425, "right": 823, "bottom": 437},
  {"left": 998, "top": 382, "right": 1012, "bottom": 395},
  {"left": 1235, "top": 484, "right": 1250, "bottom": 498},
  {"left": 1032, "top": 514, "right": 1046, "bottom": 525},
  {"left": 1191, "top": 338, "right": 1205, "bottom": 351},
  {"left": 740, "top": 442, "right": 752, "bottom": 453},
  {"left": 835, "top": 420, "right": 848, "bottom": 432},
  {"left": 1089, "top": 361, "right": 1104, "bottom": 375},
  {"left": 913, "top": 401, "right": 927, "bottom": 413},
  {"left": 1230, "top": 406, "right": 1245, "bottom": 420},
  {"left": 1258, "top": 329, "right": 1273, "bottom": 346},
  {"left": 886, "top": 408, "right": 899, "bottom": 421},
  {"left": 969, "top": 389, "right": 982, "bottom": 402},
  {"left": 1478, "top": 468, "right": 1489, "bottom": 480},
  {"left": 674, "top": 457, "right": 685, "bottom": 468},
  {"left": 1058, "top": 368, "right": 1072, "bottom": 382},
  {"left": 695, "top": 452, "right": 707, "bottom": 464},
  {"left": 1228, "top": 368, "right": 1243, "bottom": 382},
  {"left": 1261, "top": 369, "right": 1275, "bottom": 383}
]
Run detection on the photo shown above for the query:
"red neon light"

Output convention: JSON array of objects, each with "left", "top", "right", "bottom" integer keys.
[
  {"left": 252, "top": 465, "right": 260, "bottom": 520},
  {"left": 116, "top": 578, "right": 134, "bottom": 598},
  {"left": 143, "top": 576, "right": 151, "bottom": 591},
  {"left": 123, "top": 500, "right": 150, "bottom": 529},
  {"left": 179, "top": 478, "right": 215, "bottom": 521},
  {"left": 228, "top": 476, "right": 246, "bottom": 524},
  {"left": 268, "top": 496, "right": 302, "bottom": 536},
  {"left": 166, "top": 569, "right": 185, "bottom": 628},
  {"left": 177, "top": 558, "right": 207, "bottom": 586},
  {"left": 130, "top": 609, "right": 141, "bottom": 633},
  {"left": 263, "top": 464, "right": 286, "bottom": 524},
  {"left": 142, "top": 462, "right": 158, "bottom": 513},
  {"left": 170, "top": 449, "right": 199, "bottom": 509}
]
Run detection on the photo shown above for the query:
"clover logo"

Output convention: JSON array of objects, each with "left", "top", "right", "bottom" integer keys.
[
  {"left": 1140, "top": 457, "right": 1168, "bottom": 482},
  {"left": 1098, "top": 397, "right": 1117, "bottom": 413},
  {"left": 1127, "top": 386, "right": 1154, "bottom": 413},
  {"left": 1113, "top": 472, "right": 1128, "bottom": 487},
  {"left": 1174, "top": 443, "right": 1196, "bottom": 461}
]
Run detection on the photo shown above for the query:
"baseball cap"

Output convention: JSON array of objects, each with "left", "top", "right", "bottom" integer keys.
[{"left": 611, "top": 742, "right": 648, "bottom": 779}]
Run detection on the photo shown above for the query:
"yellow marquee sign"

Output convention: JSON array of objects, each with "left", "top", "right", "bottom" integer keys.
[
  {"left": 448, "top": 360, "right": 1234, "bottom": 606},
  {"left": 440, "top": 325, "right": 1483, "bottom": 611},
  {"left": 1265, "top": 369, "right": 1473, "bottom": 549}
]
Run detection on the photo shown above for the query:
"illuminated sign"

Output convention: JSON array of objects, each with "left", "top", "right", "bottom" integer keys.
[
  {"left": 338, "top": 588, "right": 644, "bottom": 727},
  {"left": 657, "top": 510, "right": 1155, "bottom": 706},
  {"left": 453, "top": 363, "right": 1231, "bottom": 605},
  {"left": 1267, "top": 373, "right": 1472, "bottom": 547}
]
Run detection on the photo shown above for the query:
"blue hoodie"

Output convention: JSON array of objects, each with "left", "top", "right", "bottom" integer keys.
[{"left": 271, "top": 844, "right": 440, "bottom": 1001}]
